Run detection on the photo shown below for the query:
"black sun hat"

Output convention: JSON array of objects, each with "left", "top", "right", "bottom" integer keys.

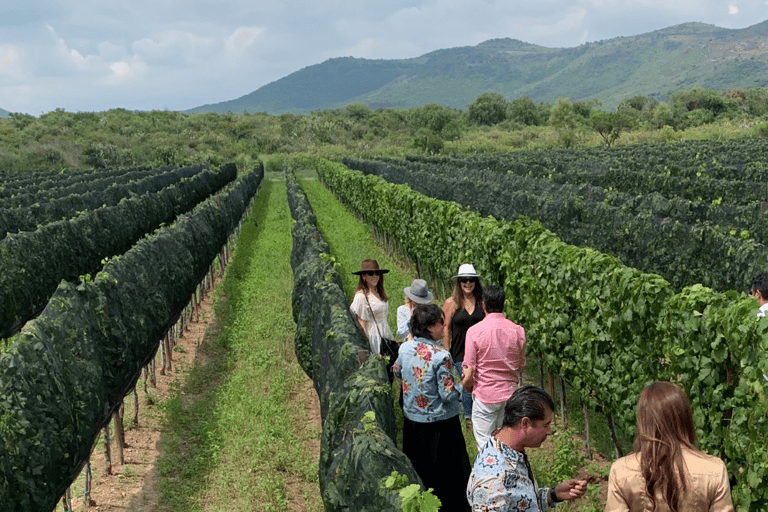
[{"left": 352, "top": 259, "right": 390, "bottom": 275}]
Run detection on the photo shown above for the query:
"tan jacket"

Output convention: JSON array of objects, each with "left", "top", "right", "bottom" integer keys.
[{"left": 605, "top": 449, "right": 734, "bottom": 512}]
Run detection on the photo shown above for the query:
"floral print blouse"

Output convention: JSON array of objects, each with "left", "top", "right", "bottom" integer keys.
[
  {"left": 393, "top": 335, "right": 463, "bottom": 423},
  {"left": 467, "top": 437, "right": 554, "bottom": 511}
]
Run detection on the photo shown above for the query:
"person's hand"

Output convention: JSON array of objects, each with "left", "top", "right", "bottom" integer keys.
[
  {"left": 460, "top": 365, "right": 474, "bottom": 392},
  {"left": 554, "top": 479, "right": 588, "bottom": 502}
]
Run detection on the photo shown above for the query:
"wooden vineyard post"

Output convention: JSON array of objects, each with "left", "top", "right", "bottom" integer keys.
[
  {"left": 159, "top": 334, "right": 168, "bottom": 376},
  {"left": 547, "top": 372, "right": 555, "bottom": 405},
  {"left": 61, "top": 487, "right": 73, "bottom": 511},
  {"left": 194, "top": 286, "right": 200, "bottom": 323},
  {"left": 113, "top": 405, "right": 125, "bottom": 465},
  {"left": 162, "top": 332, "right": 173, "bottom": 374},
  {"left": 133, "top": 387, "right": 139, "bottom": 425},
  {"left": 84, "top": 460, "right": 92, "bottom": 507},
  {"left": 538, "top": 357, "right": 544, "bottom": 389},
  {"left": 103, "top": 423, "right": 112, "bottom": 475},
  {"left": 606, "top": 411, "right": 624, "bottom": 459},
  {"left": 558, "top": 377, "right": 568, "bottom": 430},
  {"left": 582, "top": 400, "right": 592, "bottom": 460},
  {"left": 150, "top": 358, "right": 156, "bottom": 387}
]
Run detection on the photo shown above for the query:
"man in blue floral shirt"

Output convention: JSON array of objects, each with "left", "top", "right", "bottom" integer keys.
[{"left": 467, "top": 386, "right": 587, "bottom": 511}]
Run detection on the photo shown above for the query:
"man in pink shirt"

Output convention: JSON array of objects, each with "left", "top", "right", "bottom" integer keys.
[{"left": 461, "top": 284, "right": 526, "bottom": 452}]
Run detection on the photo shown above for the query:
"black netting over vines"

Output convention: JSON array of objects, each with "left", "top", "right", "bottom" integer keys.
[
  {"left": 0, "top": 162, "right": 263, "bottom": 512},
  {"left": 0, "top": 163, "right": 238, "bottom": 340},
  {"left": 286, "top": 174, "right": 422, "bottom": 511}
]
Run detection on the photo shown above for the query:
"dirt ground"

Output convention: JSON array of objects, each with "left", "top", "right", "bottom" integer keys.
[{"left": 56, "top": 277, "right": 323, "bottom": 512}]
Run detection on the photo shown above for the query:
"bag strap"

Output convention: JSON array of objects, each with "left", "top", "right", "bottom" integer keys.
[{"left": 363, "top": 292, "right": 386, "bottom": 340}]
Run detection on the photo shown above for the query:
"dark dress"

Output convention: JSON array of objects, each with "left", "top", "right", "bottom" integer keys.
[
  {"left": 450, "top": 304, "right": 485, "bottom": 419},
  {"left": 402, "top": 416, "right": 472, "bottom": 512},
  {"left": 450, "top": 305, "right": 485, "bottom": 363}
]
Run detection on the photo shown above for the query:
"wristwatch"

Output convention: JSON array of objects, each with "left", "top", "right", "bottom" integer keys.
[{"left": 549, "top": 486, "right": 563, "bottom": 504}]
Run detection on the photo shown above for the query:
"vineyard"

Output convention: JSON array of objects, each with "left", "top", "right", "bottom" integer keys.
[
  {"left": 0, "top": 162, "right": 263, "bottom": 511},
  {"left": 3, "top": 135, "right": 768, "bottom": 511}
]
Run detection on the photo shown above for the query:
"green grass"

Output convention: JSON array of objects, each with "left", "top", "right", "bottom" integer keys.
[
  {"left": 153, "top": 179, "right": 322, "bottom": 512},
  {"left": 301, "top": 174, "right": 616, "bottom": 510}
]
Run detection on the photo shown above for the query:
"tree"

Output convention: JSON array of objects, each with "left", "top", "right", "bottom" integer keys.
[
  {"left": 344, "top": 103, "right": 371, "bottom": 121},
  {"left": 409, "top": 104, "right": 462, "bottom": 140},
  {"left": 549, "top": 98, "right": 579, "bottom": 147},
  {"left": 467, "top": 92, "right": 508, "bottom": 126},
  {"left": 590, "top": 110, "right": 635, "bottom": 147},
  {"left": 508, "top": 95, "right": 539, "bottom": 126},
  {"left": 652, "top": 102, "right": 675, "bottom": 129}
]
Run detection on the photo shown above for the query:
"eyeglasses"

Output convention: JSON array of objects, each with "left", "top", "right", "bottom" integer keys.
[
  {"left": 459, "top": 277, "right": 476, "bottom": 284},
  {"left": 363, "top": 271, "right": 381, "bottom": 276}
]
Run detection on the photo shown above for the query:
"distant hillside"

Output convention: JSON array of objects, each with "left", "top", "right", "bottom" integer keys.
[
  {"left": 0, "top": 108, "right": 9, "bottom": 118},
  {"left": 188, "top": 20, "right": 768, "bottom": 115}
]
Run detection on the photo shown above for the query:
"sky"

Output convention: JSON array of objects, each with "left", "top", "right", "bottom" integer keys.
[{"left": 1, "top": 0, "right": 767, "bottom": 115}]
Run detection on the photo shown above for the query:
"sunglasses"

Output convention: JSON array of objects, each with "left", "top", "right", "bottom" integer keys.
[
  {"left": 362, "top": 271, "right": 382, "bottom": 276},
  {"left": 459, "top": 277, "right": 476, "bottom": 284}
]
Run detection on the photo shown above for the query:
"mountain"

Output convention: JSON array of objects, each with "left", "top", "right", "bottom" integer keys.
[
  {"left": 188, "top": 20, "right": 768, "bottom": 115},
  {"left": 0, "top": 108, "right": 9, "bottom": 118}
]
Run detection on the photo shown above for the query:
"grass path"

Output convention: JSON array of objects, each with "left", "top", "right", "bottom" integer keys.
[
  {"left": 300, "top": 176, "right": 612, "bottom": 511},
  {"left": 152, "top": 179, "right": 323, "bottom": 512},
  {"left": 299, "top": 177, "right": 482, "bottom": 458}
]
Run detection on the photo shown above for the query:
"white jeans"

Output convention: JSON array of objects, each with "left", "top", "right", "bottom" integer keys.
[{"left": 471, "top": 399, "right": 507, "bottom": 453}]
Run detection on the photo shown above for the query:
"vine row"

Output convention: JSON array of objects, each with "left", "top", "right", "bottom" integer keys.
[{"left": 317, "top": 159, "right": 768, "bottom": 511}]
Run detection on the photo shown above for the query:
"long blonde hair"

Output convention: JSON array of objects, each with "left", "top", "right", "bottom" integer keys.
[{"left": 636, "top": 382, "right": 697, "bottom": 512}]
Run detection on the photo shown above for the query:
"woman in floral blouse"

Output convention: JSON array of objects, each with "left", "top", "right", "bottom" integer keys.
[{"left": 393, "top": 303, "right": 471, "bottom": 512}]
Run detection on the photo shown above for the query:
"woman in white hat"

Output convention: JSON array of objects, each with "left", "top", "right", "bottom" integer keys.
[
  {"left": 442, "top": 263, "right": 485, "bottom": 428},
  {"left": 396, "top": 278, "right": 434, "bottom": 342},
  {"left": 349, "top": 259, "right": 393, "bottom": 356}
]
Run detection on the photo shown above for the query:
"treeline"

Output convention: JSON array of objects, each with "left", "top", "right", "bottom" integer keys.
[{"left": 2, "top": 86, "right": 768, "bottom": 172}]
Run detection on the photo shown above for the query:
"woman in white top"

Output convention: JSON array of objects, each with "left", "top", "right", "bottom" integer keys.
[{"left": 349, "top": 259, "right": 393, "bottom": 355}]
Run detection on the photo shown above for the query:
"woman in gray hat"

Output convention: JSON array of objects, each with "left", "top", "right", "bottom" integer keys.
[{"left": 396, "top": 278, "right": 434, "bottom": 342}]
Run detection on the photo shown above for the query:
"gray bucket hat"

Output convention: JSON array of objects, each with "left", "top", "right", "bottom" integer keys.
[{"left": 404, "top": 279, "right": 434, "bottom": 304}]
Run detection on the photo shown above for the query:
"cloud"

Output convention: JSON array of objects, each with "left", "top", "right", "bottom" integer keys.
[
  {"left": 1, "top": 0, "right": 767, "bottom": 114},
  {"left": 0, "top": 45, "right": 26, "bottom": 81},
  {"left": 133, "top": 30, "right": 217, "bottom": 67},
  {"left": 222, "top": 26, "right": 264, "bottom": 63}
]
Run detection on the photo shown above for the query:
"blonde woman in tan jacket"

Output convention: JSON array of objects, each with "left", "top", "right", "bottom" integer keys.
[{"left": 605, "top": 382, "right": 734, "bottom": 512}]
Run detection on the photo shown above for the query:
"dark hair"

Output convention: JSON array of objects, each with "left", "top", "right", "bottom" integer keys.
[
  {"left": 409, "top": 304, "right": 444, "bottom": 340},
  {"left": 450, "top": 267, "right": 483, "bottom": 312},
  {"left": 636, "top": 382, "right": 698, "bottom": 512},
  {"left": 502, "top": 386, "right": 555, "bottom": 428},
  {"left": 483, "top": 285, "right": 505, "bottom": 313},
  {"left": 751, "top": 272, "right": 768, "bottom": 299},
  {"left": 355, "top": 273, "right": 388, "bottom": 302}
]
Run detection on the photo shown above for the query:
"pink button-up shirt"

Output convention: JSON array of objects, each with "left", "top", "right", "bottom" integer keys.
[{"left": 463, "top": 312, "right": 526, "bottom": 404}]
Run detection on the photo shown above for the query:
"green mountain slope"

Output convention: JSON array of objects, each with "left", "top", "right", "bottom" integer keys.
[
  {"left": 0, "top": 108, "right": 9, "bottom": 118},
  {"left": 188, "top": 20, "right": 768, "bottom": 114}
]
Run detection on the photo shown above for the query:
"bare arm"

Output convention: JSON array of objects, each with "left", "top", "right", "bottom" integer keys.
[
  {"left": 460, "top": 365, "right": 474, "bottom": 392},
  {"left": 356, "top": 315, "right": 369, "bottom": 337},
  {"left": 441, "top": 298, "right": 457, "bottom": 351}
]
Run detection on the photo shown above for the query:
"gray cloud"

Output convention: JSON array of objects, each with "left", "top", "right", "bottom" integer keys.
[{"left": 0, "top": 0, "right": 765, "bottom": 114}]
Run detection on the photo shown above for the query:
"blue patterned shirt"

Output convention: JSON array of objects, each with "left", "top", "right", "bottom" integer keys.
[
  {"left": 467, "top": 436, "right": 554, "bottom": 511},
  {"left": 393, "top": 336, "right": 462, "bottom": 423}
]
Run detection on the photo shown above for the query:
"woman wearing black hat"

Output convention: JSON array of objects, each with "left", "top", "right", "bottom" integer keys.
[{"left": 349, "top": 259, "right": 393, "bottom": 355}]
